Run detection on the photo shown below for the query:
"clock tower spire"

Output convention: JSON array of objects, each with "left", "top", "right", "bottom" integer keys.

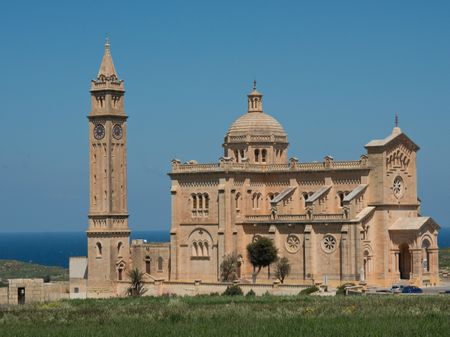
[{"left": 87, "top": 39, "right": 130, "bottom": 295}]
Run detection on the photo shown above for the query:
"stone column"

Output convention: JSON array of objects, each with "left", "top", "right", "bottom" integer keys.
[
  {"left": 340, "top": 225, "right": 349, "bottom": 280},
  {"left": 217, "top": 181, "right": 226, "bottom": 281},
  {"left": 304, "top": 225, "right": 312, "bottom": 281},
  {"left": 410, "top": 248, "right": 422, "bottom": 281}
]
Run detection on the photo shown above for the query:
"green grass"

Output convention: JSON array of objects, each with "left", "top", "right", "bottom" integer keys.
[
  {"left": 0, "top": 260, "right": 68, "bottom": 287},
  {"left": 0, "top": 295, "right": 449, "bottom": 337},
  {"left": 439, "top": 248, "right": 450, "bottom": 271}
]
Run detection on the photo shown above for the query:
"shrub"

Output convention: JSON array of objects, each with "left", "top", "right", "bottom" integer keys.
[
  {"left": 274, "top": 257, "right": 291, "bottom": 284},
  {"left": 220, "top": 253, "right": 239, "bottom": 282},
  {"left": 299, "top": 286, "right": 319, "bottom": 295},
  {"left": 222, "top": 285, "right": 243, "bottom": 296},
  {"left": 246, "top": 289, "right": 256, "bottom": 297},
  {"left": 336, "top": 283, "right": 356, "bottom": 296}
]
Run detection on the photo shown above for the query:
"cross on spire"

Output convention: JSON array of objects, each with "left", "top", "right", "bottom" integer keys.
[{"left": 395, "top": 112, "right": 399, "bottom": 128}]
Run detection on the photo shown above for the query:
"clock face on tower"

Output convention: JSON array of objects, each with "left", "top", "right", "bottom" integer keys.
[
  {"left": 113, "top": 124, "right": 123, "bottom": 140},
  {"left": 94, "top": 124, "right": 105, "bottom": 140}
]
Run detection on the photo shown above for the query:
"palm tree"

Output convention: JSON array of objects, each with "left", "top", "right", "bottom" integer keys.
[{"left": 127, "top": 268, "right": 147, "bottom": 297}]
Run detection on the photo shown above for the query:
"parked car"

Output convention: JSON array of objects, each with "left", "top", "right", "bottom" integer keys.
[
  {"left": 401, "top": 286, "right": 423, "bottom": 294},
  {"left": 391, "top": 285, "right": 404, "bottom": 293}
]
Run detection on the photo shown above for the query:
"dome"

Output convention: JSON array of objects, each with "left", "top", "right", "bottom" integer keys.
[{"left": 226, "top": 112, "right": 287, "bottom": 138}]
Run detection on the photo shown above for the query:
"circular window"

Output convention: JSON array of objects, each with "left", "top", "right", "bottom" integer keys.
[
  {"left": 321, "top": 235, "right": 337, "bottom": 253},
  {"left": 285, "top": 234, "right": 301, "bottom": 254},
  {"left": 393, "top": 176, "right": 404, "bottom": 199},
  {"left": 252, "top": 235, "right": 262, "bottom": 243}
]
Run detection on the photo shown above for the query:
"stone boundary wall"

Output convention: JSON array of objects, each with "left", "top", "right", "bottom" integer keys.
[
  {"left": 0, "top": 288, "right": 8, "bottom": 305},
  {"left": 116, "top": 280, "right": 312, "bottom": 297}
]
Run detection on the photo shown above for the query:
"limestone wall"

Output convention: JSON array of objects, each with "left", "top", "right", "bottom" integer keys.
[
  {"left": 8, "top": 279, "right": 44, "bottom": 305},
  {"left": 0, "top": 287, "right": 8, "bottom": 305},
  {"left": 44, "top": 282, "right": 69, "bottom": 302},
  {"left": 114, "top": 280, "right": 310, "bottom": 298}
]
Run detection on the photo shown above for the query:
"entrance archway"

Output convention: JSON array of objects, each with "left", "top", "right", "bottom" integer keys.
[{"left": 399, "top": 243, "right": 411, "bottom": 280}]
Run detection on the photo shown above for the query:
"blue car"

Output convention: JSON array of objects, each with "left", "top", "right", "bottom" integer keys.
[{"left": 401, "top": 286, "right": 423, "bottom": 294}]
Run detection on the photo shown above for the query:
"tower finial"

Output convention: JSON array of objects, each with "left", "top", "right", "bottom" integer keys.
[
  {"left": 395, "top": 112, "right": 399, "bottom": 128},
  {"left": 105, "top": 34, "right": 110, "bottom": 49},
  {"left": 253, "top": 79, "right": 257, "bottom": 91}
]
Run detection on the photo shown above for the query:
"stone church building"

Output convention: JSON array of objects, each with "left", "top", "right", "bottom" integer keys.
[{"left": 71, "top": 41, "right": 440, "bottom": 297}]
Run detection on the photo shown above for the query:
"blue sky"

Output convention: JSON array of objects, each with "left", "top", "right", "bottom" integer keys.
[{"left": 0, "top": 0, "right": 449, "bottom": 232}]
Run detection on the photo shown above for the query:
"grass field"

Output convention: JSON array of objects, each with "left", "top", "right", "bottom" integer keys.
[{"left": 0, "top": 295, "right": 449, "bottom": 337}]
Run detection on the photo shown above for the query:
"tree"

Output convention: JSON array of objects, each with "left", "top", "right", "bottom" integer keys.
[
  {"left": 246, "top": 237, "right": 278, "bottom": 283},
  {"left": 127, "top": 268, "right": 147, "bottom": 297},
  {"left": 220, "top": 253, "right": 239, "bottom": 282},
  {"left": 274, "top": 257, "right": 291, "bottom": 284}
]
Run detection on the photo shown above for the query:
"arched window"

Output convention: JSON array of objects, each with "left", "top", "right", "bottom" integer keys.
[
  {"left": 234, "top": 150, "right": 239, "bottom": 162},
  {"left": 117, "top": 264, "right": 125, "bottom": 281},
  {"left": 302, "top": 193, "right": 309, "bottom": 208},
  {"left": 145, "top": 256, "right": 151, "bottom": 274},
  {"left": 204, "top": 193, "right": 209, "bottom": 210},
  {"left": 198, "top": 242, "right": 204, "bottom": 256},
  {"left": 338, "top": 192, "right": 345, "bottom": 207},
  {"left": 192, "top": 194, "right": 197, "bottom": 209},
  {"left": 252, "top": 193, "right": 258, "bottom": 209},
  {"left": 235, "top": 193, "right": 241, "bottom": 210},
  {"left": 158, "top": 257, "right": 163, "bottom": 271},
  {"left": 192, "top": 242, "right": 198, "bottom": 256},
  {"left": 198, "top": 194, "right": 203, "bottom": 210},
  {"left": 204, "top": 242, "right": 209, "bottom": 256},
  {"left": 255, "top": 149, "right": 260, "bottom": 162},
  {"left": 422, "top": 239, "right": 431, "bottom": 272},
  {"left": 96, "top": 242, "right": 102, "bottom": 258},
  {"left": 117, "top": 242, "right": 123, "bottom": 257},
  {"left": 261, "top": 149, "right": 267, "bottom": 163},
  {"left": 240, "top": 150, "right": 245, "bottom": 159}
]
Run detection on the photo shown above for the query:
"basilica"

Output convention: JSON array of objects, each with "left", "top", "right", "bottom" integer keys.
[{"left": 70, "top": 41, "right": 440, "bottom": 298}]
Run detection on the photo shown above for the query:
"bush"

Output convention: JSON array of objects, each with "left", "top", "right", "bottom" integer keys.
[
  {"left": 274, "top": 257, "right": 291, "bottom": 283},
  {"left": 336, "top": 283, "right": 356, "bottom": 296},
  {"left": 222, "top": 285, "right": 243, "bottom": 296},
  {"left": 246, "top": 289, "right": 256, "bottom": 297},
  {"left": 220, "top": 253, "right": 239, "bottom": 282},
  {"left": 299, "top": 286, "right": 319, "bottom": 295}
]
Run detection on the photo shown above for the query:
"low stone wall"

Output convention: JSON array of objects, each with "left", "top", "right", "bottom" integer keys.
[
  {"left": 115, "top": 280, "right": 311, "bottom": 297},
  {"left": 0, "top": 287, "right": 8, "bottom": 305},
  {"left": 44, "top": 282, "right": 70, "bottom": 302}
]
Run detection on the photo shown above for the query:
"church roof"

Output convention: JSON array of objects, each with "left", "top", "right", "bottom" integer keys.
[
  {"left": 271, "top": 187, "right": 296, "bottom": 204},
  {"left": 365, "top": 127, "right": 419, "bottom": 151},
  {"left": 306, "top": 185, "right": 331, "bottom": 203},
  {"left": 343, "top": 184, "right": 368, "bottom": 202},
  {"left": 389, "top": 217, "right": 440, "bottom": 231},
  {"left": 226, "top": 112, "right": 287, "bottom": 138}
]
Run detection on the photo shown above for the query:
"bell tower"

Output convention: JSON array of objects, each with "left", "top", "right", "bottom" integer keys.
[{"left": 87, "top": 39, "right": 130, "bottom": 295}]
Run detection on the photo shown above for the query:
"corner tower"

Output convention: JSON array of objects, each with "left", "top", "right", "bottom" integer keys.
[{"left": 87, "top": 39, "right": 130, "bottom": 295}]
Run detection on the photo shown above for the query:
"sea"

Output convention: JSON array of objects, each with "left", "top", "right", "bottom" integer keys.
[{"left": 0, "top": 228, "right": 449, "bottom": 269}]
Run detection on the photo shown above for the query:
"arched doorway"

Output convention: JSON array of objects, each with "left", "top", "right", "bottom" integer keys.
[{"left": 399, "top": 243, "right": 411, "bottom": 280}]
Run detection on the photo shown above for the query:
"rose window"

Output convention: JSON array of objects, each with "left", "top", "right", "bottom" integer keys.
[
  {"left": 321, "top": 235, "right": 337, "bottom": 253},
  {"left": 285, "top": 234, "right": 301, "bottom": 254},
  {"left": 252, "top": 235, "right": 262, "bottom": 243},
  {"left": 393, "top": 176, "right": 404, "bottom": 198}
]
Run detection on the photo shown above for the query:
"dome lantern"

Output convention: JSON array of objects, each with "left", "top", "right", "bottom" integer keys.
[{"left": 247, "top": 80, "right": 263, "bottom": 113}]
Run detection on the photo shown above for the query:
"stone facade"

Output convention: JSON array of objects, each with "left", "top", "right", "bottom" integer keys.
[
  {"left": 0, "top": 279, "right": 69, "bottom": 305},
  {"left": 77, "top": 41, "right": 440, "bottom": 298}
]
